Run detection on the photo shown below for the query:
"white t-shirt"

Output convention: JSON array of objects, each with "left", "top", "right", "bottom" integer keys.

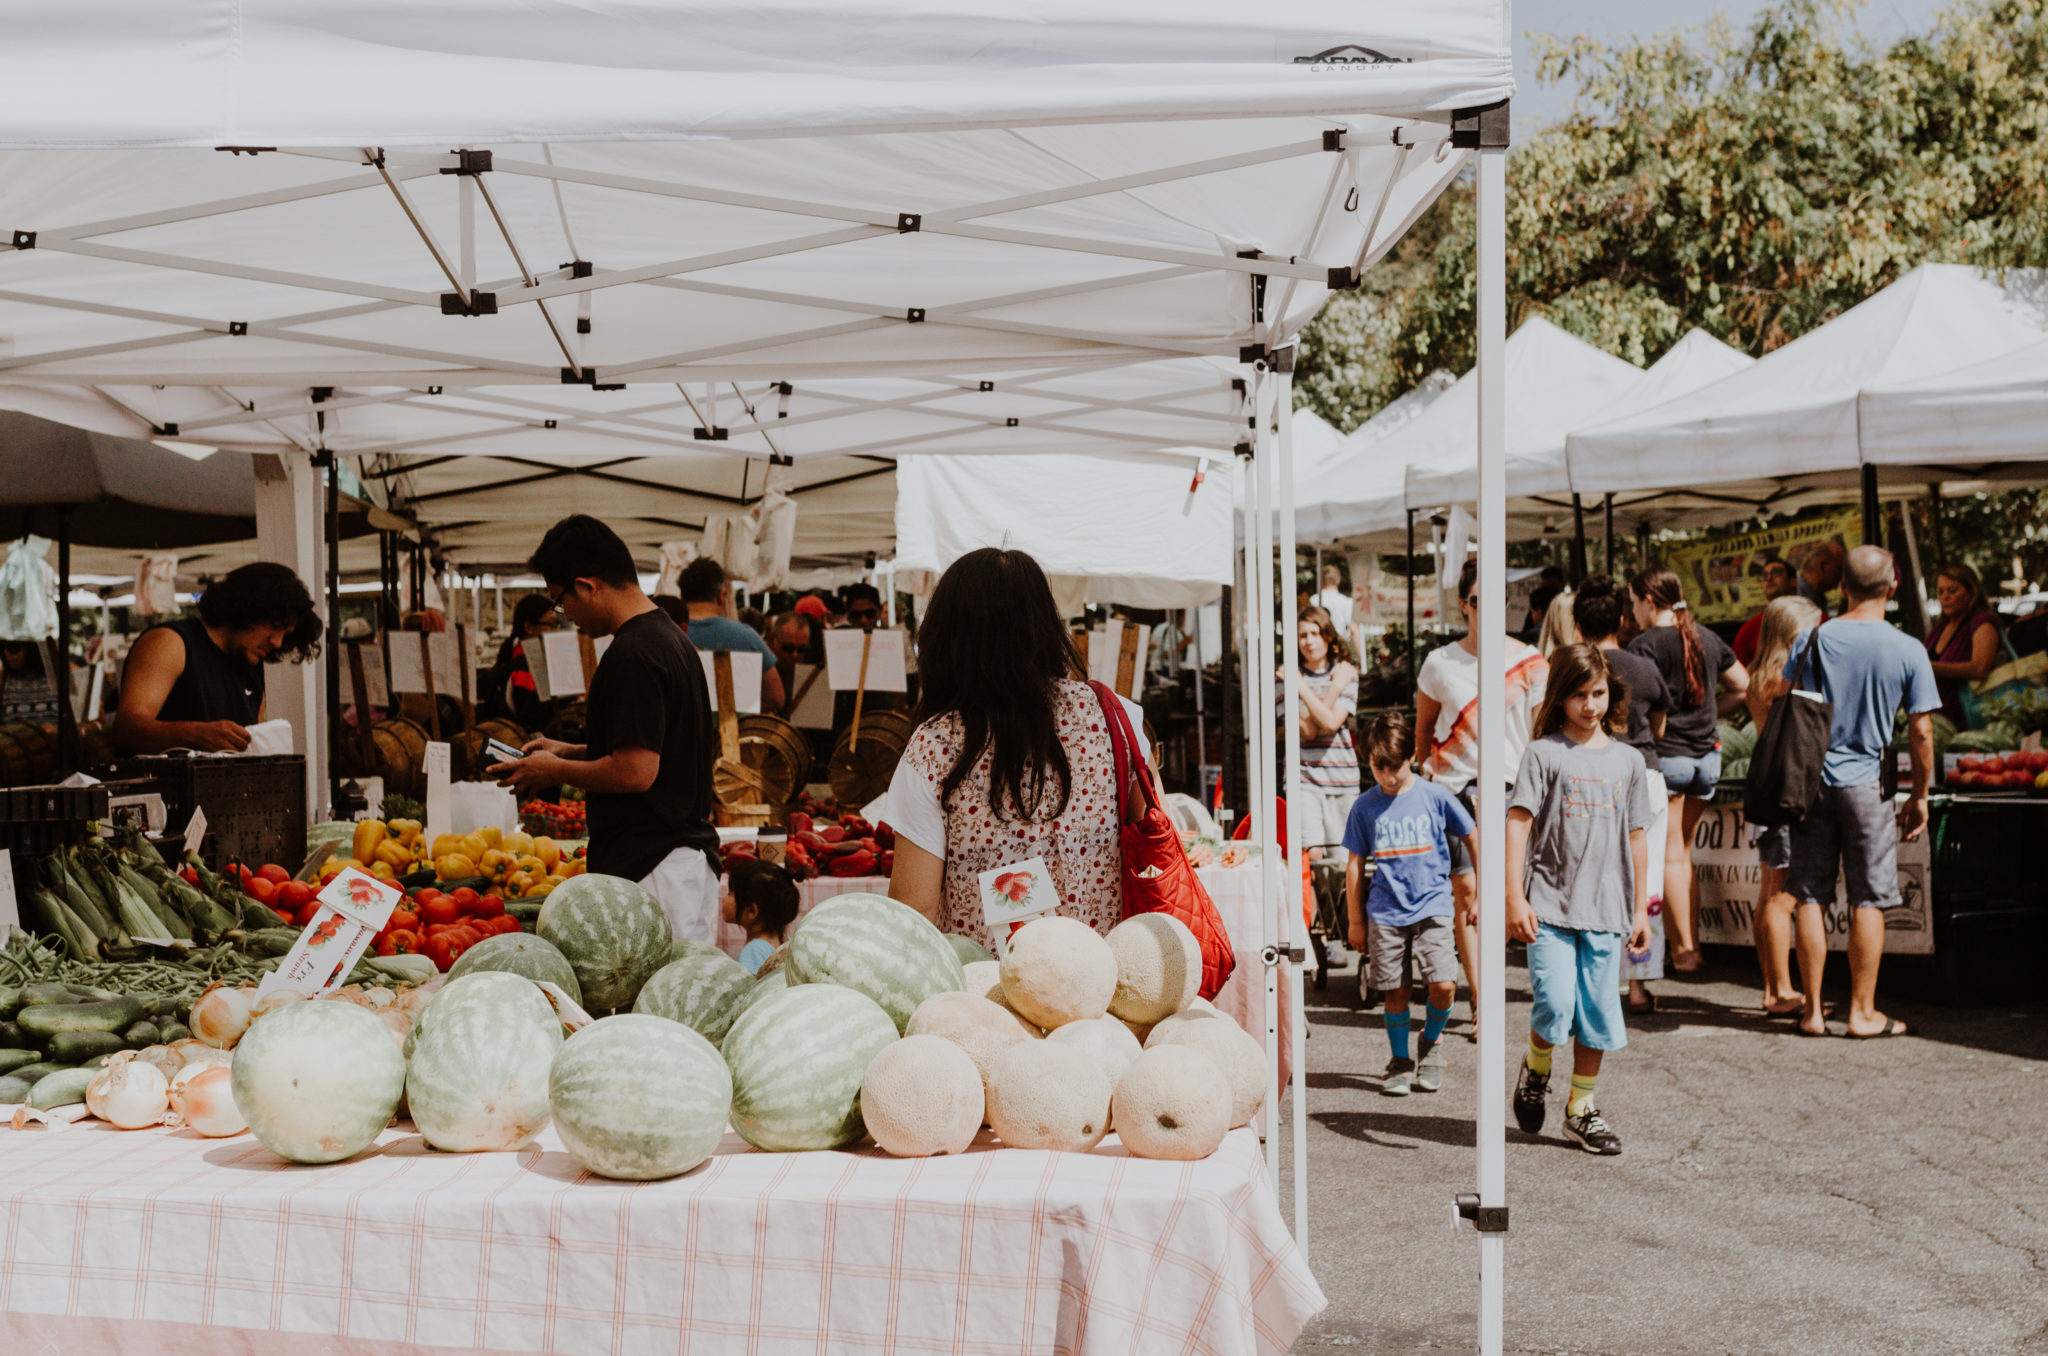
[
  {"left": 1416, "top": 639, "right": 1548, "bottom": 795},
  {"left": 1313, "top": 587, "right": 1354, "bottom": 635},
  {"left": 882, "top": 694, "right": 1150, "bottom": 857}
]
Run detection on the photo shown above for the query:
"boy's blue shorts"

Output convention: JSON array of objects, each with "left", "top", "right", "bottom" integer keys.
[{"left": 1527, "top": 922, "right": 1628, "bottom": 1052}]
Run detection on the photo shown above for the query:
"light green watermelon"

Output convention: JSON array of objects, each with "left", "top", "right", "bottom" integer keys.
[
  {"left": 634, "top": 951, "right": 755, "bottom": 1046},
  {"left": 722, "top": 982, "right": 898, "bottom": 1151},
  {"left": 536, "top": 874, "right": 672, "bottom": 1012},
  {"left": 945, "top": 933, "right": 995, "bottom": 967},
  {"left": 448, "top": 933, "right": 583, "bottom": 1006},
  {"left": 742, "top": 967, "right": 789, "bottom": 1012},
  {"left": 550, "top": 1014, "right": 732, "bottom": 1180},
  {"left": 406, "top": 973, "right": 563, "bottom": 1152},
  {"left": 785, "top": 893, "right": 966, "bottom": 1032},
  {"left": 232, "top": 1001, "right": 406, "bottom": 1164},
  {"left": 670, "top": 934, "right": 727, "bottom": 965}
]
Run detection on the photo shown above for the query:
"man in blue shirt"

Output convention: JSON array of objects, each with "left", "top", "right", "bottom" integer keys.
[
  {"left": 675, "top": 558, "right": 786, "bottom": 714},
  {"left": 1344, "top": 712, "right": 1475, "bottom": 1096},
  {"left": 1781, "top": 545, "right": 1938, "bottom": 1040}
]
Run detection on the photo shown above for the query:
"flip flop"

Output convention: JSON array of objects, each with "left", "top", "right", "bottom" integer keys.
[
  {"left": 1765, "top": 1002, "right": 1832, "bottom": 1020},
  {"left": 1845, "top": 1017, "right": 1912, "bottom": 1040},
  {"left": 1795, "top": 1021, "right": 1830, "bottom": 1037}
]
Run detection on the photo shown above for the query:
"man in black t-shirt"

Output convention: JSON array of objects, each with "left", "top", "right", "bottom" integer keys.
[{"left": 489, "top": 516, "right": 722, "bottom": 944}]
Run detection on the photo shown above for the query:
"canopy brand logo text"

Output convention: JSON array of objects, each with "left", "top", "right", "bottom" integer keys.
[{"left": 1293, "top": 44, "right": 1413, "bottom": 71}]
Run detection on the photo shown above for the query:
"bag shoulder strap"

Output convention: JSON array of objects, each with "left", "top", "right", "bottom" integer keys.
[
  {"left": 1794, "top": 625, "right": 1827, "bottom": 696},
  {"left": 1089, "top": 681, "right": 1158, "bottom": 819}
]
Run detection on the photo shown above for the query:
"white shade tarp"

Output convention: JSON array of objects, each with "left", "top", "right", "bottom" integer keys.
[{"left": 1858, "top": 335, "right": 2048, "bottom": 471}]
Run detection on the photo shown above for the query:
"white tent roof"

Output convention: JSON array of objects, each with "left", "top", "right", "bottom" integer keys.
[
  {"left": 1564, "top": 264, "right": 2045, "bottom": 495},
  {"left": 1288, "top": 370, "right": 1455, "bottom": 543},
  {"left": 1858, "top": 335, "right": 2048, "bottom": 471},
  {"left": 0, "top": 2, "right": 1511, "bottom": 572}
]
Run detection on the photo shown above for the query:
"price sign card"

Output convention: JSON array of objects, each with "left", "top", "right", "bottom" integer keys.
[
  {"left": 424, "top": 741, "right": 452, "bottom": 844},
  {"left": 534, "top": 631, "right": 587, "bottom": 699},
  {"left": 701, "top": 650, "right": 763, "bottom": 714},
  {"left": 255, "top": 867, "right": 401, "bottom": 998},
  {"left": 357, "top": 642, "right": 390, "bottom": 708},
  {"left": 978, "top": 856, "right": 1061, "bottom": 955},
  {"left": 824, "top": 628, "right": 908, "bottom": 692},
  {"left": 0, "top": 849, "right": 19, "bottom": 942}
]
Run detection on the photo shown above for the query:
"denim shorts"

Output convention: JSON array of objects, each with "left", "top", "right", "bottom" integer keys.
[
  {"left": 1751, "top": 822, "right": 1793, "bottom": 872},
  {"left": 1787, "top": 783, "right": 1901, "bottom": 910},
  {"left": 1660, "top": 749, "right": 1721, "bottom": 800},
  {"left": 1526, "top": 922, "right": 1628, "bottom": 1052}
]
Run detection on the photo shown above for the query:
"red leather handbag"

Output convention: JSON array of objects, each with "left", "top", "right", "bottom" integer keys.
[{"left": 1090, "top": 682, "right": 1236, "bottom": 999}]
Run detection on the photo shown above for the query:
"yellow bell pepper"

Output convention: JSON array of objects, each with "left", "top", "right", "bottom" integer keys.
[
  {"left": 503, "top": 830, "right": 535, "bottom": 857},
  {"left": 457, "top": 833, "right": 490, "bottom": 863},
  {"left": 479, "top": 848, "right": 515, "bottom": 879},
  {"left": 475, "top": 825, "right": 503, "bottom": 848},
  {"left": 370, "top": 860, "right": 396, "bottom": 881},
  {"left": 430, "top": 833, "right": 466, "bottom": 861},
  {"left": 505, "top": 869, "right": 536, "bottom": 896},
  {"left": 513, "top": 853, "right": 544, "bottom": 878},
  {"left": 558, "top": 857, "right": 586, "bottom": 878},
  {"left": 533, "top": 836, "right": 561, "bottom": 872},
  {"left": 352, "top": 819, "right": 388, "bottom": 865},
  {"left": 388, "top": 818, "right": 423, "bottom": 846},
  {"left": 374, "top": 838, "right": 414, "bottom": 870},
  {"left": 436, "top": 852, "right": 479, "bottom": 880},
  {"left": 528, "top": 879, "right": 557, "bottom": 897}
]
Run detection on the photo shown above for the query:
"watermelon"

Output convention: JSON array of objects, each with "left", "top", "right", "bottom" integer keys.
[
  {"left": 742, "top": 967, "right": 788, "bottom": 1012},
  {"left": 536, "top": 874, "right": 672, "bottom": 1012},
  {"left": 634, "top": 951, "right": 755, "bottom": 1046},
  {"left": 406, "top": 974, "right": 563, "bottom": 1152},
  {"left": 670, "top": 935, "right": 727, "bottom": 965},
  {"left": 722, "top": 983, "right": 897, "bottom": 1151},
  {"left": 945, "top": 933, "right": 995, "bottom": 967},
  {"left": 231, "top": 1001, "right": 406, "bottom": 1164},
  {"left": 785, "top": 893, "right": 966, "bottom": 1032},
  {"left": 448, "top": 933, "right": 583, "bottom": 1006},
  {"left": 550, "top": 1014, "right": 731, "bottom": 1180}
]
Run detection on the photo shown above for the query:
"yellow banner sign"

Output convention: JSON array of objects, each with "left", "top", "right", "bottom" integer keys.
[{"left": 1662, "top": 508, "right": 1862, "bottom": 625}]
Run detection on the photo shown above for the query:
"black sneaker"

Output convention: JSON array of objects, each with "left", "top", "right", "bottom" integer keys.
[
  {"left": 1381, "top": 1057, "right": 1416, "bottom": 1097},
  {"left": 1512, "top": 1062, "right": 1550, "bottom": 1135},
  {"left": 1563, "top": 1108, "right": 1623, "bottom": 1155}
]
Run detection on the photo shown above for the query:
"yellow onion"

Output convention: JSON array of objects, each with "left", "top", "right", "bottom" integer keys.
[
  {"left": 168, "top": 1064, "right": 246, "bottom": 1138},
  {"left": 86, "top": 1061, "right": 171, "bottom": 1129},
  {"left": 190, "top": 987, "right": 255, "bottom": 1049}
]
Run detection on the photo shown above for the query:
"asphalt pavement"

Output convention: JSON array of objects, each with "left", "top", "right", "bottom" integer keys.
[{"left": 1279, "top": 944, "right": 2048, "bottom": 1355}]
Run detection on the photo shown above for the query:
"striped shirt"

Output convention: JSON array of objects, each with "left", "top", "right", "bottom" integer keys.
[
  {"left": 1417, "top": 639, "right": 1548, "bottom": 795},
  {"left": 1279, "top": 666, "right": 1360, "bottom": 791}
]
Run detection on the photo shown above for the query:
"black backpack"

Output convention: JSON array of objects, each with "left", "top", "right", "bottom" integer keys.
[{"left": 1743, "top": 627, "right": 1834, "bottom": 828}]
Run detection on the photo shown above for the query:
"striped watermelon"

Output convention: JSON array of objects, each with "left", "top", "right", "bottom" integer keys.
[
  {"left": 945, "top": 933, "right": 995, "bottom": 967},
  {"left": 406, "top": 973, "right": 563, "bottom": 1152},
  {"left": 232, "top": 1001, "right": 405, "bottom": 1164},
  {"left": 550, "top": 1014, "right": 732, "bottom": 1180},
  {"left": 670, "top": 935, "right": 727, "bottom": 965},
  {"left": 536, "top": 874, "right": 672, "bottom": 1012},
  {"left": 634, "top": 951, "right": 754, "bottom": 1046},
  {"left": 742, "top": 967, "right": 788, "bottom": 1012},
  {"left": 448, "top": 933, "right": 583, "bottom": 1006},
  {"left": 722, "top": 983, "right": 897, "bottom": 1151},
  {"left": 785, "top": 893, "right": 965, "bottom": 1032}
]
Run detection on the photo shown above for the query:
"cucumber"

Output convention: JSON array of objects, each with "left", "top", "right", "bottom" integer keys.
[
  {"left": 0, "top": 1076, "right": 31, "bottom": 1104},
  {"left": 28, "top": 1067, "right": 96, "bottom": 1110},
  {"left": 0, "top": 1022, "right": 40, "bottom": 1052},
  {"left": 158, "top": 1021, "right": 191, "bottom": 1044},
  {"left": 16, "top": 997, "right": 146, "bottom": 1037},
  {"left": 0, "top": 1049, "right": 42, "bottom": 1076},
  {"left": 436, "top": 876, "right": 494, "bottom": 893},
  {"left": 21, "top": 982, "right": 84, "bottom": 1007},
  {"left": 136, "top": 994, "right": 180, "bottom": 1021},
  {"left": 363, "top": 954, "right": 436, "bottom": 985},
  {"left": 9, "top": 1062, "right": 73, "bottom": 1085},
  {"left": 0, "top": 986, "right": 21, "bottom": 1019},
  {"left": 49, "top": 1030, "right": 129, "bottom": 1064},
  {"left": 81, "top": 1054, "right": 122, "bottom": 1069},
  {"left": 122, "top": 1021, "right": 161, "bottom": 1049},
  {"left": 240, "top": 928, "right": 301, "bottom": 958}
]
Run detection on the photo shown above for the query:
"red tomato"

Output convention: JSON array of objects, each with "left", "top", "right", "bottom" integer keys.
[
  {"left": 492, "top": 914, "right": 523, "bottom": 935},
  {"left": 377, "top": 930, "right": 424, "bottom": 956},
  {"left": 387, "top": 907, "right": 419, "bottom": 934},
  {"left": 257, "top": 863, "right": 291, "bottom": 885},
  {"left": 278, "top": 881, "right": 315, "bottom": 912},
  {"left": 419, "top": 895, "right": 460, "bottom": 927},
  {"left": 414, "top": 887, "right": 443, "bottom": 905},
  {"left": 451, "top": 886, "right": 479, "bottom": 909},
  {"left": 424, "top": 935, "right": 458, "bottom": 971},
  {"left": 246, "top": 877, "right": 278, "bottom": 906},
  {"left": 293, "top": 901, "right": 320, "bottom": 929},
  {"left": 1982, "top": 755, "right": 2007, "bottom": 776},
  {"left": 466, "top": 893, "right": 505, "bottom": 919},
  {"left": 273, "top": 908, "right": 294, "bottom": 926}
]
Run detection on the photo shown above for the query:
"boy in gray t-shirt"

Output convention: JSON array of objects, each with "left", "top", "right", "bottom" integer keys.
[{"left": 1505, "top": 644, "right": 1654, "bottom": 1157}]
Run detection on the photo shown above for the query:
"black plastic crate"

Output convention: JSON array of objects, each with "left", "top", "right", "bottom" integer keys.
[
  {"left": 1930, "top": 799, "right": 2044, "bottom": 902},
  {"left": 112, "top": 754, "right": 306, "bottom": 873},
  {"left": 1929, "top": 902, "right": 2047, "bottom": 1006},
  {"left": 0, "top": 783, "right": 109, "bottom": 824}
]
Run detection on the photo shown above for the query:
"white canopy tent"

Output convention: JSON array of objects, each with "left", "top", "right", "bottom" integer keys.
[
  {"left": 0, "top": 4, "right": 1522, "bottom": 1345},
  {"left": 1293, "top": 368, "right": 1458, "bottom": 545},
  {"left": 1859, "top": 334, "right": 2048, "bottom": 472}
]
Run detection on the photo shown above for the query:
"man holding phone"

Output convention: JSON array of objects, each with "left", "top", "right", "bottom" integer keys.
[{"left": 488, "top": 515, "right": 722, "bottom": 944}]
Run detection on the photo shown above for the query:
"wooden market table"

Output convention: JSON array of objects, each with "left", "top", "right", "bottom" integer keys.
[{"left": 0, "top": 1117, "right": 1322, "bottom": 1356}]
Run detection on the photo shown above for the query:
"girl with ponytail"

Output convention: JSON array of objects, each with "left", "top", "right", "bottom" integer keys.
[{"left": 1626, "top": 567, "right": 1750, "bottom": 975}]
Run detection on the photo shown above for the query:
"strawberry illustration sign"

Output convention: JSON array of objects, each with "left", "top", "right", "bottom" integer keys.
[
  {"left": 255, "top": 866, "right": 403, "bottom": 999},
  {"left": 977, "top": 856, "right": 1061, "bottom": 947}
]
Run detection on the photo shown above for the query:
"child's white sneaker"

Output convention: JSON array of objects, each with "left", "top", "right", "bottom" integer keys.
[
  {"left": 1380, "top": 1058, "right": 1415, "bottom": 1096},
  {"left": 1414, "top": 1045, "right": 1444, "bottom": 1093}
]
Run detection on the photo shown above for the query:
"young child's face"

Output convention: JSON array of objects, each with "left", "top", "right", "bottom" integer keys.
[
  {"left": 1565, "top": 678, "right": 1610, "bottom": 734},
  {"left": 1370, "top": 759, "right": 1413, "bottom": 796},
  {"left": 719, "top": 889, "right": 737, "bottom": 925}
]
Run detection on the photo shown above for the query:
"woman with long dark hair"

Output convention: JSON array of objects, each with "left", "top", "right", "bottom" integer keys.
[
  {"left": 1290, "top": 605, "right": 1360, "bottom": 862},
  {"left": 885, "top": 549, "right": 1150, "bottom": 947},
  {"left": 1626, "top": 566, "right": 1748, "bottom": 975},
  {"left": 1924, "top": 562, "right": 2001, "bottom": 728}
]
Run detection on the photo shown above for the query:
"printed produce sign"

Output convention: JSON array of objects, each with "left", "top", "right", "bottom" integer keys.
[
  {"left": 1663, "top": 508, "right": 1861, "bottom": 625},
  {"left": 1688, "top": 804, "right": 1932, "bottom": 954}
]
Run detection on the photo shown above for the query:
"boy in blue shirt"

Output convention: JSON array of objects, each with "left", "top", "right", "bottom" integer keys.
[{"left": 1344, "top": 712, "right": 1476, "bottom": 1096}]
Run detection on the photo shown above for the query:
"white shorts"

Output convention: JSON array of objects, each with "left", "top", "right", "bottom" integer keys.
[
  {"left": 1304, "top": 788, "right": 1359, "bottom": 851},
  {"left": 640, "top": 846, "right": 722, "bottom": 947}
]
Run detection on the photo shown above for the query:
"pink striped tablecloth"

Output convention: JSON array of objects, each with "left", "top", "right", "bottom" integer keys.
[
  {"left": 770, "top": 870, "right": 1292, "bottom": 1083},
  {"left": 0, "top": 1119, "right": 1322, "bottom": 1356}
]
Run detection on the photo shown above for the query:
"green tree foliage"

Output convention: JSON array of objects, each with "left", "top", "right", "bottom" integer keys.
[{"left": 1295, "top": 0, "right": 2048, "bottom": 591}]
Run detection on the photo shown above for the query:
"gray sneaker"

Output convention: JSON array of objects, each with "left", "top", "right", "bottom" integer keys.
[
  {"left": 1381, "top": 1057, "right": 1416, "bottom": 1097},
  {"left": 1414, "top": 1044, "right": 1444, "bottom": 1093}
]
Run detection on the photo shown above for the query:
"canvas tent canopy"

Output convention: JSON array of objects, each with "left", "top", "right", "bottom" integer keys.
[{"left": 1858, "top": 334, "right": 2048, "bottom": 472}]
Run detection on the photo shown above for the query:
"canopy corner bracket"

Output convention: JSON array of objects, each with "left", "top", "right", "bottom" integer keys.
[
  {"left": 1455, "top": 1194, "right": 1509, "bottom": 1233},
  {"left": 1450, "top": 100, "right": 1512, "bottom": 150}
]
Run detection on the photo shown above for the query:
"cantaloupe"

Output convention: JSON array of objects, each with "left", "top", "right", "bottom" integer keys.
[
  {"left": 1112, "top": 1046, "right": 1231, "bottom": 1160},
  {"left": 1149, "top": 1014, "right": 1265, "bottom": 1128},
  {"left": 985, "top": 1040, "right": 1110, "bottom": 1153},
  {"left": 1106, "top": 914, "right": 1201, "bottom": 1024},
  {"left": 998, "top": 916, "right": 1117, "bottom": 1031},
  {"left": 860, "top": 1034, "right": 984, "bottom": 1157},
  {"left": 1044, "top": 1014, "right": 1143, "bottom": 1096},
  {"left": 905, "top": 990, "right": 1039, "bottom": 1101}
]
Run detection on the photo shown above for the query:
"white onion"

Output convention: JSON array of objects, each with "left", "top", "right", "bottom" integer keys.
[
  {"left": 190, "top": 988, "right": 255, "bottom": 1049},
  {"left": 253, "top": 990, "right": 305, "bottom": 1017},
  {"left": 86, "top": 1062, "right": 170, "bottom": 1129},
  {"left": 361, "top": 986, "right": 396, "bottom": 1010},
  {"left": 168, "top": 1064, "right": 246, "bottom": 1137},
  {"left": 379, "top": 1009, "right": 412, "bottom": 1048},
  {"left": 136, "top": 1045, "right": 183, "bottom": 1077}
]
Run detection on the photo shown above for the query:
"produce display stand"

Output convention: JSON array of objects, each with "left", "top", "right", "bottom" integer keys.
[
  {"left": 0, "top": 1120, "right": 1322, "bottom": 1356},
  {"left": 106, "top": 754, "right": 308, "bottom": 874}
]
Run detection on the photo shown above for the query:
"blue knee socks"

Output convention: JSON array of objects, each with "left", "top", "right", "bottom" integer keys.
[
  {"left": 1421, "top": 1004, "right": 1453, "bottom": 1047},
  {"left": 1385, "top": 1008, "right": 1412, "bottom": 1061}
]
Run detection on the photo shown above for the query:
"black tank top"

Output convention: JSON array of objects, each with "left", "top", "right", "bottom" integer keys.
[{"left": 138, "top": 617, "right": 264, "bottom": 726}]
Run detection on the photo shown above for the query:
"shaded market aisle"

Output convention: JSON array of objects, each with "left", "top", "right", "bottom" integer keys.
[{"left": 1281, "top": 952, "right": 2048, "bottom": 1355}]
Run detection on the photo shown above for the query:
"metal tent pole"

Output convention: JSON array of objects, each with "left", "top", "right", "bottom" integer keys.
[
  {"left": 1275, "top": 354, "right": 1309, "bottom": 1253},
  {"left": 1860, "top": 464, "right": 1882, "bottom": 546},
  {"left": 1247, "top": 366, "right": 1282, "bottom": 1190},
  {"left": 1570, "top": 493, "right": 1587, "bottom": 585},
  {"left": 324, "top": 453, "right": 342, "bottom": 813},
  {"left": 1603, "top": 493, "right": 1615, "bottom": 576},
  {"left": 54, "top": 507, "right": 74, "bottom": 777},
  {"left": 1406, "top": 509, "right": 1417, "bottom": 682},
  {"left": 1469, "top": 112, "right": 1511, "bottom": 1356}
]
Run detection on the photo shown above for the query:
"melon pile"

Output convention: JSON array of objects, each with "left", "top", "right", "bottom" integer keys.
[{"left": 225, "top": 876, "right": 1259, "bottom": 1178}]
